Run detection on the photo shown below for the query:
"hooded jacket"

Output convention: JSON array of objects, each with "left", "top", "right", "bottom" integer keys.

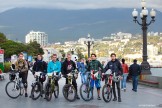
[
  {"left": 47, "top": 60, "right": 61, "bottom": 73},
  {"left": 61, "top": 58, "right": 76, "bottom": 75}
]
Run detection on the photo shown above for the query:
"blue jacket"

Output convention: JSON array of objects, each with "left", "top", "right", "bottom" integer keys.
[
  {"left": 47, "top": 61, "right": 61, "bottom": 73},
  {"left": 78, "top": 62, "right": 86, "bottom": 74}
]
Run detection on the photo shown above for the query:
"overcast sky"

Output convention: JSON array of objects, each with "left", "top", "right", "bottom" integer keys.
[{"left": 0, "top": 0, "right": 161, "bottom": 12}]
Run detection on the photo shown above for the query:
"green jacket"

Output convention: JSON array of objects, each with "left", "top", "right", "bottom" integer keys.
[{"left": 88, "top": 60, "right": 103, "bottom": 73}]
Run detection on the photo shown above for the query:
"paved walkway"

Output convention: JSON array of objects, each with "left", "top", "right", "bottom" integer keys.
[{"left": 0, "top": 72, "right": 162, "bottom": 108}]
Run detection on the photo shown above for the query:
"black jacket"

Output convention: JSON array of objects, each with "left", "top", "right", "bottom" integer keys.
[
  {"left": 32, "top": 60, "right": 47, "bottom": 74},
  {"left": 104, "top": 59, "right": 123, "bottom": 76},
  {"left": 61, "top": 59, "right": 76, "bottom": 75},
  {"left": 129, "top": 63, "right": 141, "bottom": 76}
]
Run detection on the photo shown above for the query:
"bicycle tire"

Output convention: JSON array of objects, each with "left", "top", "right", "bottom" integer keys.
[
  {"left": 45, "top": 83, "right": 52, "bottom": 101},
  {"left": 31, "top": 82, "right": 42, "bottom": 100},
  {"left": 62, "top": 84, "right": 76, "bottom": 102},
  {"left": 80, "top": 83, "right": 92, "bottom": 101},
  {"left": 5, "top": 81, "right": 20, "bottom": 99},
  {"left": 102, "top": 84, "right": 112, "bottom": 102},
  {"left": 54, "top": 84, "right": 59, "bottom": 98}
]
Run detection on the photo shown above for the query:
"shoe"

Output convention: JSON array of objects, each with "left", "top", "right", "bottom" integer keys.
[
  {"left": 25, "top": 93, "right": 28, "bottom": 97},
  {"left": 29, "top": 94, "right": 34, "bottom": 98},
  {"left": 76, "top": 95, "right": 80, "bottom": 99},
  {"left": 97, "top": 96, "right": 101, "bottom": 100},
  {"left": 132, "top": 89, "right": 137, "bottom": 92},
  {"left": 124, "top": 89, "right": 126, "bottom": 92},
  {"left": 113, "top": 98, "right": 117, "bottom": 101},
  {"left": 121, "top": 88, "right": 124, "bottom": 91},
  {"left": 118, "top": 98, "right": 122, "bottom": 102}
]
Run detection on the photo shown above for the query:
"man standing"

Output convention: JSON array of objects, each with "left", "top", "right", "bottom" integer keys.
[
  {"left": 15, "top": 53, "right": 28, "bottom": 97},
  {"left": 129, "top": 59, "right": 141, "bottom": 92},
  {"left": 104, "top": 53, "right": 123, "bottom": 102},
  {"left": 61, "top": 54, "right": 80, "bottom": 99},
  {"left": 88, "top": 53, "right": 103, "bottom": 100}
]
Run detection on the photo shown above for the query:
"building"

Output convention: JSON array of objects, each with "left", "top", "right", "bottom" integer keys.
[
  {"left": 25, "top": 31, "right": 48, "bottom": 46},
  {"left": 147, "top": 45, "right": 158, "bottom": 58},
  {"left": 43, "top": 47, "right": 62, "bottom": 62}
]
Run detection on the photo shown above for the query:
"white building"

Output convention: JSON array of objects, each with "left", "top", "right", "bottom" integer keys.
[
  {"left": 147, "top": 45, "right": 158, "bottom": 58},
  {"left": 78, "top": 38, "right": 87, "bottom": 45},
  {"left": 43, "top": 47, "right": 62, "bottom": 62},
  {"left": 25, "top": 31, "right": 48, "bottom": 46}
]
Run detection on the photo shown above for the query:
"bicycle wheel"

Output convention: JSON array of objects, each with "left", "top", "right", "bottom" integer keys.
[
  {"left": 5, "top": 81, "right": 20, "bottom": 99},
  {"left": 62, "top": 84, "right": 76, "bottom": 102},
  {"left": 80, "top": 83, "right": 92, "bottom": 101},
  {"left": 102, "top": 84, "right": 112, "bottom": 102},
  {"left": 45, "top": 83, "right": 52, "bottom": 101},
  {"left": 54, "top": 84, "right": 59, "bottom": 98},
  {"left": 31, "top": 82, "right": 42, "bottom": 100}
]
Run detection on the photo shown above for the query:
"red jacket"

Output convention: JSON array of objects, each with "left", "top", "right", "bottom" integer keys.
[{"left": 122, "top": 63, "right": 129, "bottom": 73}]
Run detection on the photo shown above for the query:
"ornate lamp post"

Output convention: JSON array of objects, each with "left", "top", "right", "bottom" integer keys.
[
  {"left": 84, "top": 34, "right": 94, "bottom": 58},
  {"left": 132, "top": 0, "right": 156, "bottom": 74}
]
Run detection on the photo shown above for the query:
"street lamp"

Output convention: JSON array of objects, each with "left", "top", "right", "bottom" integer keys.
[
  {"left": 84, "top": 34, "right": 94, "bottom": 58},
  {"left": 132, "top": 0, "right": 156, "bottom": 74}
]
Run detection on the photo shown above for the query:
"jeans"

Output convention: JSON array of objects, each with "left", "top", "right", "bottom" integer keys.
[
  {"left": 80, "top": 73, "right": 87, "bottom": 84},
  {"left": 112, "top": 81, "right": 121, "bottom": 99},
  {"left": 121, "top": 73, "right": 128, "bottom": 89},
  {"left": 132, "top": 76, "right": 138, "bottom": 91}
]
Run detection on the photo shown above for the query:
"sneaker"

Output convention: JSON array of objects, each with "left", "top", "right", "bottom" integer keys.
[
  {"left": 97, "top": 96, "right": 101, "bottom": 100},
  {"left": 113, "top": 98, "right": 117, "bottom": 101},
  {"left": 25, "top": 93, "right": 28, "bottom": 97},
  {"left": 76, "top": 95, "right": 80, "bottom": 99},
  {"left": 121, "top": 88, "right": 124, "bottom": 91},
  {"left": 132, "top": 89, "right": 137, "bottom": 92},
  {"left": 29, "top": 94, "right": 34, "bottom": 98},
  {"left": 118, "top": 98, "right": 122, "bottom": 102},
  {"left": 124, "top": 89, "right": 126, "bottom": 92}
]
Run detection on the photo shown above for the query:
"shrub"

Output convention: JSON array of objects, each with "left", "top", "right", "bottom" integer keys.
[{"left": 4, "top": 62, "right": 11, "bottom": 73}]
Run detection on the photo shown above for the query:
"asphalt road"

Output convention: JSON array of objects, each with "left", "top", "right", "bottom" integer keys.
[{"left": 0, "top": 72, "right": 162, "bottom": 108}]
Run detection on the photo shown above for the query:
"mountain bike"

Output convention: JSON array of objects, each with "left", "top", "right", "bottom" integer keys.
[
  {"left": 62, "top": 70, "right": 78, "bottom": 102},
  {"left": 45, "top": 72, "right": 60, "bottom": 101},
  {"left": 102, "top": 72, "right": 120, "bottom": 102},
  {"left": 30, "top": 72, "right": 45, "bottom": 100},
  {"left": 5, "top": 71, "right": 24, "bottom": 99},
  {"left": 80, "top": 71, "right": 93, "bottom": 101}
]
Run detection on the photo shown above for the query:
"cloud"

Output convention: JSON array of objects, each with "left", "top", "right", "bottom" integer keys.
[{"left": 0, "top": 0, "right": 161, "bottom": 12}]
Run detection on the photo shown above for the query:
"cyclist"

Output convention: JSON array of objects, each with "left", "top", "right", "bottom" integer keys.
[
  {"left": 47, "top": 54, "right": 61, "bottom": 87},
  {"left": 103, "top": 53, "right": 123, "bottom": 102},
  {"left": 15, "top": 53, "right": 28, "bottom": 97},
  {"left": 61, "top": 53, "right": 80, "bottom": 99},
  {"left": 32, "top": 54, "right": 47, "bottom": 85},
  {"left": 87, "top": 53, "right": 103, "bottom": 100}
]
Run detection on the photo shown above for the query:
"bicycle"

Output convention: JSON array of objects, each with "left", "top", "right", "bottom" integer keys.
[
  {"left": 30, "top": 71, "right": 45, "bottom": 100},
  {"left": 62, "top": 70, "right": 78, "bottom": 102},
  {"left": 5, "top": 69, "right": 24, "bottom": 99},
  {"left": 102, "top": 72, "right": 121, "bottom": 102},
  {"left": 45, "top": 72, "right": 60, "bottom": 101},
  {"left": 80, "top": 71, "right": 93, "bottom": 101}
]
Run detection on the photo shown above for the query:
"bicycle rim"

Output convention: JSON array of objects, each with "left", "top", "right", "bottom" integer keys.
[
  {"left": 102, "top": 84, "right": 112, "bottom": 102},
  {"left": 54, "top": 85, "right": 59, "bottom": 98},
  {"left": 31, "top": 82, "right": 42, "bottom": 100},
  {"left": 5, "top": 81, "right": 20, "bottom": 99},
  {"left": 62, "top": 84, "right": 76, "bottom": 102},
  {"left": 80, "top": 83, "right": 92, "bottom": 101}
]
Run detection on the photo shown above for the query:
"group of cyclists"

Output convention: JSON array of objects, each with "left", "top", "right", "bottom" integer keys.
[{"left": 9, "top": 52, "right": 126, "bottom": 102}]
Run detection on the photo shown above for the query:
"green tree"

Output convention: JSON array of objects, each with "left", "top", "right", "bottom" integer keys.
[
  {"left": 0, "top": 33, "right": 7, "bottom": 43},
  {"left": 59, "top": 50, "right": 66, "bottom": 59},
  {"left": 76, "top": 49, "right": 84, "bottom": 61},
  {"left": 27, "top": 41, "right": 44, "bottom": 56}
]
